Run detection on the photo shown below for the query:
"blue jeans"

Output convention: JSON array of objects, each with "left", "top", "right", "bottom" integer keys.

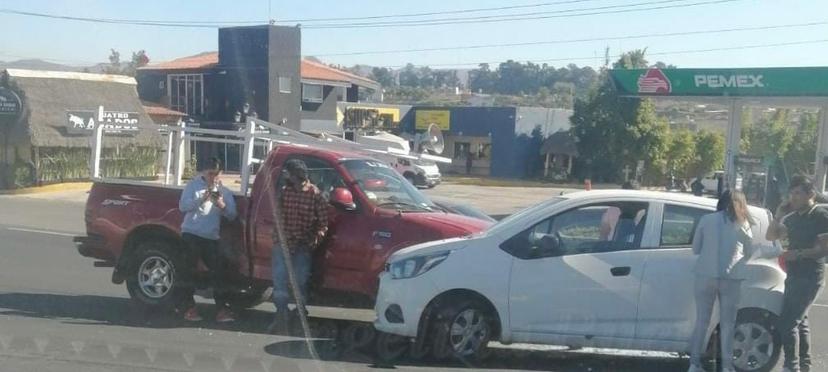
[{"left": 271, "top": 245, "right": 311, "bottom": 312}]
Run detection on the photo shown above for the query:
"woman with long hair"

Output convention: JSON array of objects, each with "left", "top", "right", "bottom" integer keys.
[{"left": 688, "top": 190, "right": 754, "bottom": 372}]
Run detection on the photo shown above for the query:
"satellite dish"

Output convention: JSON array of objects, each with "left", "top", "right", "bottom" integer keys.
[{"left": 421, "top": 123, "right": 445, "bottom": 154}]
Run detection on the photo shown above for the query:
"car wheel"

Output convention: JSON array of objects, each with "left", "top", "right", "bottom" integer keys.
[
  {"left": 339, "top": 322, "right": 376, "bottom": 352},
  {"left": 731, "top": 309, "right": 781, "bottom": 372},
  {"left": 375, "top": 331, "right": 410, "bottom": 363},
  {"left": 404, "top": 173, "right": 416, "bottom": 185},
  {"left": 125, "top": 241, "right": 183, "bottom": 310},
  {"left": 430, "top": 299, "right": 493, "bottom": 362}
]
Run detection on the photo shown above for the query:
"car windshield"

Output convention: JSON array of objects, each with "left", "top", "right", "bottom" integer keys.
[{"left": 342, "top": 159, "right": 435, "bottom": 211}]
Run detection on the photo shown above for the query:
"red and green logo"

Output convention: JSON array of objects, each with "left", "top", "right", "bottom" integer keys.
[{"left": 637, "top": 69, "right": 672, "bottom": 95}]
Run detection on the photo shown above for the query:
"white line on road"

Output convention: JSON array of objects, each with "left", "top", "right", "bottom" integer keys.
[
  {"left": 5, "top": 227, "right": 77, "bottom": 237},
  {"left": 814, "top": 303, "right": 828, "bottom": 308}
]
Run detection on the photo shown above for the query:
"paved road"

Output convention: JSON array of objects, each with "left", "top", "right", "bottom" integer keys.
[{"left": 1, "top": 191, "right": 827, "bottom": 372}]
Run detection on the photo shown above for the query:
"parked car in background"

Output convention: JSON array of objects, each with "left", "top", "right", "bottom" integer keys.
[
  {"left": 375, "top": 190, "right": 784, "bottom": 372},
  {"left": 701, "top": 171, "right": 744, "bottom": 194}
]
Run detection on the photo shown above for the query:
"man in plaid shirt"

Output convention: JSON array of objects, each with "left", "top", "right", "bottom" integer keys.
[{"left": 269, "top": 159, "right": 328, "bottom": 332}]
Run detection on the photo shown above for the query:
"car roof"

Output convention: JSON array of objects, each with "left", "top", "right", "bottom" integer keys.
[{"left": 560, "top": 189, "right": 719, "bottom": 208}]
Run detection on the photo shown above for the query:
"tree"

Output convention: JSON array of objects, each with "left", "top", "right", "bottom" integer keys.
[
  {"left": 104, "top": 49, "right": 149, "bottom": 76},
  {"left": 692, "top": 130, "right": 725, "bottom": 177},
  {"left": 104, "top": 49, "right": 121, "bottom": 75},
  {"left": 571, "top": 50, "right": 670, "bottom": 183},
  {"left": 784, "top": 112, "right": 819, "bottom": 175},
  {"left": 370, "top": 67, "right": 395, "bottom": 87},
  {"left": 398, "top": 63, "right": 419, "bottom": 87},
  {"left": 613, "top": 49, "right": 648, "bottom": 69},
  {"left": 666, "top": 129, "right": 696, "bottom": 178}
]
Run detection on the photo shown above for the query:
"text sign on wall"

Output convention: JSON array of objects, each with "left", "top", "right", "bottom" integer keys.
[
  {"left": 66, "top": 110, "right": 140, "bottom": 135},
  {"left": 415, "top": 110, "right": 450, "bottom": 131}
]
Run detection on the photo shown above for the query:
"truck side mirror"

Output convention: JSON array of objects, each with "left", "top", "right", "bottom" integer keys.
[{"left": 330, "top": 187, "right": 356, "bottom": 211}]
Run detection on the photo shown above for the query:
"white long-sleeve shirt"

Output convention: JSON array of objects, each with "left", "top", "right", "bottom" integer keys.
[
  {"left": 692, "top": 211, "right": 754, "bottom": 280},
  {"left": 179, "top": 176, "right": 237, "bottom": 240}
]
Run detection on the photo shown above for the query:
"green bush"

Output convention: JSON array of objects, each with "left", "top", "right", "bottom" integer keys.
[{"left": 37, "top": 146, "right": 160, "bottom": 183}]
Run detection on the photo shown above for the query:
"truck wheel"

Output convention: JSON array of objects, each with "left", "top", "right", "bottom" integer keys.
[
  {"left": 430, "top": 299, "right": 493, "bottom": 363},
  {"left": 731, "top": 309, "right": 781, "bottom": 372},
  {"left": 225, "top": 286, "right": 271, "bottom": 312},
  {"left": 126, "top": 241, "right": 183, "bottom": 310}
]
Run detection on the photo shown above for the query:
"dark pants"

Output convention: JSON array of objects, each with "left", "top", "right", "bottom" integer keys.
[
  {"left": 179, "top": 233, "right": 233, "bottom": 310},
  {"left": 779, "top": 275, "right": 824, "bottom": 371}
]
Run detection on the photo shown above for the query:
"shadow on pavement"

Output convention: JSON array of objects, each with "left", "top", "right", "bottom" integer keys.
[
  {"left": 0, "top": 292, "right": 277, "bottom": 335},
  {"left": 264, "top": 339, "right": 689, "bottom": 372},
  {"left": 0, "top": 292, "right": 689, "bottom": 371}
]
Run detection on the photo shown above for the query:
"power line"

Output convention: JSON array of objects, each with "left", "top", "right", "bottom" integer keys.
[
  {"left": 300, "top": 0, "right": 744, "bottom": 29},
  {"left": 303, "top": 0, "right": 692, "bottom": 27},
  {"left": 310, "top": 21, "right": 828, "bottom": 57},
  {"left": 0, "top": 0, "right": 743, "bottom": 29},
  {"left": 278, "top": 0, "right": 608, "bottom": 22},
  {"left": 379, "top": 38, "right": 828, "bottom": 68}
]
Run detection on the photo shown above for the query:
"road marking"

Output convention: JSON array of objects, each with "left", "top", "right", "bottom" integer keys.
[
  {"left": 5, "top": 227, "right": 77, "bottom": 237},
  {"left": 813, "top": 303, "right": 828, "bottom": 308}
]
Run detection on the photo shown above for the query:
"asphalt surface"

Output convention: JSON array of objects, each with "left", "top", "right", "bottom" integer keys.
[{"left": 2, "top": 189, "right": 828, "bottom": 372}]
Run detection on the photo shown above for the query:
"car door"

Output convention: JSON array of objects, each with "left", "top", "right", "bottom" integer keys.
[
  {"left": 635, "top": 203, "right": 713, "bottom": 342},
  {"left": 507, "top": 200, "right": 653, "bottom": 342}
]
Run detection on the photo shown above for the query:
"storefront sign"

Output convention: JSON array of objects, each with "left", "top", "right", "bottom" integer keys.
[
  {"left": 735, "top": 155, "right": 764, "bottom": 166},
  {"left": 611, "top": 67, "right": 828, "bottom": 97},
  {"left": 0, "top": 87, "right": 22, "bottom": 117},
  {"left": 66, "top": 109, "right": 140, "bottom": 135},
  {"left": 415, "top": 110, "right": 450, "bottom": 131}
]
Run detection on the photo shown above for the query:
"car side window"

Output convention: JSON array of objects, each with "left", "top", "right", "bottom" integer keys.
[
  {"left": 500, "top": 202, "right": 648, "bottom": 259},
  {"left": 275, "top": 156, "right": 346, "bottom": 201},
  {"left": 660, "top": 205, "right": 711, "bottom": 247}
]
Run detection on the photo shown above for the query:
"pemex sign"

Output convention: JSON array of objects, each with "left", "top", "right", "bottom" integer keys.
[{"left": 610, "top": 67, "right": 828, "bottom": 97}]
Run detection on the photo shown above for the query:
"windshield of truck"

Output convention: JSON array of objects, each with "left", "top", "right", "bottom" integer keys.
[{"left": 343, "top": 159, "right": 436, "bottom": 211}]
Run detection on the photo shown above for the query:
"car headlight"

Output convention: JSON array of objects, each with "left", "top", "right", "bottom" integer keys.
[{"left": 389, "top": 252, "right": 450, "bottom": 279}]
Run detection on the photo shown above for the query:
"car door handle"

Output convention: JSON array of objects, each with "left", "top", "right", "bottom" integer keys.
[{"left": 610, "top": 266, "right": 631, "bottom": 277}]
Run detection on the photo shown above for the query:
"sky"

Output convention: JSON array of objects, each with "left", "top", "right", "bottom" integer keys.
[{"left": 2, "top": 0, "right": 828, "bottom": 70}]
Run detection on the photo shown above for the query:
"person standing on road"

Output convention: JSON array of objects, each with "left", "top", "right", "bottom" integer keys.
[
  {"left": 766, "top": 175, "right": 828, "bottom": 372},
  {"left": 688, "top": 190, "right": 754, "bottom": 372},
  {"left": 268, "top": 159, "right": 328, "bottom": 333},
  {"left": 178, "top": 157, "right": 238, "bottom": 322}
]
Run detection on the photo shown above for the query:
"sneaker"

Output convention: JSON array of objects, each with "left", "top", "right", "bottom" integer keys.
[
  {"left": 183, "top": 307, "right": 202, "bottom": 322},
  {"left": 267, "top": 312, "right": 290, "bottom": 334},
  {"left": 215, "top": 308, "right": 237, "bottom": 323}
]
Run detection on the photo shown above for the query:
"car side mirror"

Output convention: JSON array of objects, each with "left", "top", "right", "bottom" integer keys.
[{"left": 330, "top": 187, "right": 356, "bottom": 211}]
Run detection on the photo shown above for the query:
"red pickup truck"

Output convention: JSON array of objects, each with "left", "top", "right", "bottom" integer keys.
[{"left": 75, "top": 144, "right": 490, "bottom": 310}]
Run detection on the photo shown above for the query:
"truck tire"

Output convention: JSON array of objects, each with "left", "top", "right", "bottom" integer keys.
[
  {"left": 126, "top": 240, "right": 183, "bottom": 310},
  {"left": 225, "top": 286, "right": 271, "bottom": 312},
  {"left": 404, "top": 172, "right": 416, "bottom": 185},
  {"left": 375, "top": 331, "right": 410, "bottom": 363}
]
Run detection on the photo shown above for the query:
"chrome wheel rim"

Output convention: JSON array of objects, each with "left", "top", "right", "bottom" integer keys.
[
  {"left": 138, "top": 256, "right": 173, "bottom": 299},
  {"left": 449, "top": 309, "right": 489, "bottom": 356},
  {"left": 733, "top": 321, "right": 774, "bottom": 371}
]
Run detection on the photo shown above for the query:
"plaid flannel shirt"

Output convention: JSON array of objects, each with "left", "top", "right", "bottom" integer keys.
[{"left": 276, "top": 182, "right": 328, "bottom": 253}]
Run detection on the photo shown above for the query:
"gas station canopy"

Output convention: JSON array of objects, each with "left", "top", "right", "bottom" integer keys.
[
  {"left": 608, "top": 67, "right": 828, "bottom": 194},
  {"left": 610, "top": 67, "right": 828, "bottom": 97}
]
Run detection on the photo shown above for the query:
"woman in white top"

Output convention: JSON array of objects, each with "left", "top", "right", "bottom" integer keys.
[{"left": 688, "top": 190, "right": 755, "bottom": 372}]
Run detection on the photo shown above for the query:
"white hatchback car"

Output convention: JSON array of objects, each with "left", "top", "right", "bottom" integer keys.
[{"left": 375, "top": 190, "right": 786, "bottom": 372}]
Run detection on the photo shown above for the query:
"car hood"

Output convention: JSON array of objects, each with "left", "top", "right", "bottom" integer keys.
[
  {"left": 401, "top": 211, "right": 492, "bottom": 236},
  {"left": 390, "top": 236, "right": 474, "bottom": 262},
  {"left": 415, "top": 163, "right": 440, "bottom": 176}
]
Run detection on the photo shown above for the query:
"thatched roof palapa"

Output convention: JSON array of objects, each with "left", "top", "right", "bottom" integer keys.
[{"left": 4, "top": 69, "right": 162, "bottom": 148}]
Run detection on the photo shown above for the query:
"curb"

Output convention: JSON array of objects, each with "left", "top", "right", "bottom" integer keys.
[{"left": 0, "top": 182, "right": 92, "bottom": 195}]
